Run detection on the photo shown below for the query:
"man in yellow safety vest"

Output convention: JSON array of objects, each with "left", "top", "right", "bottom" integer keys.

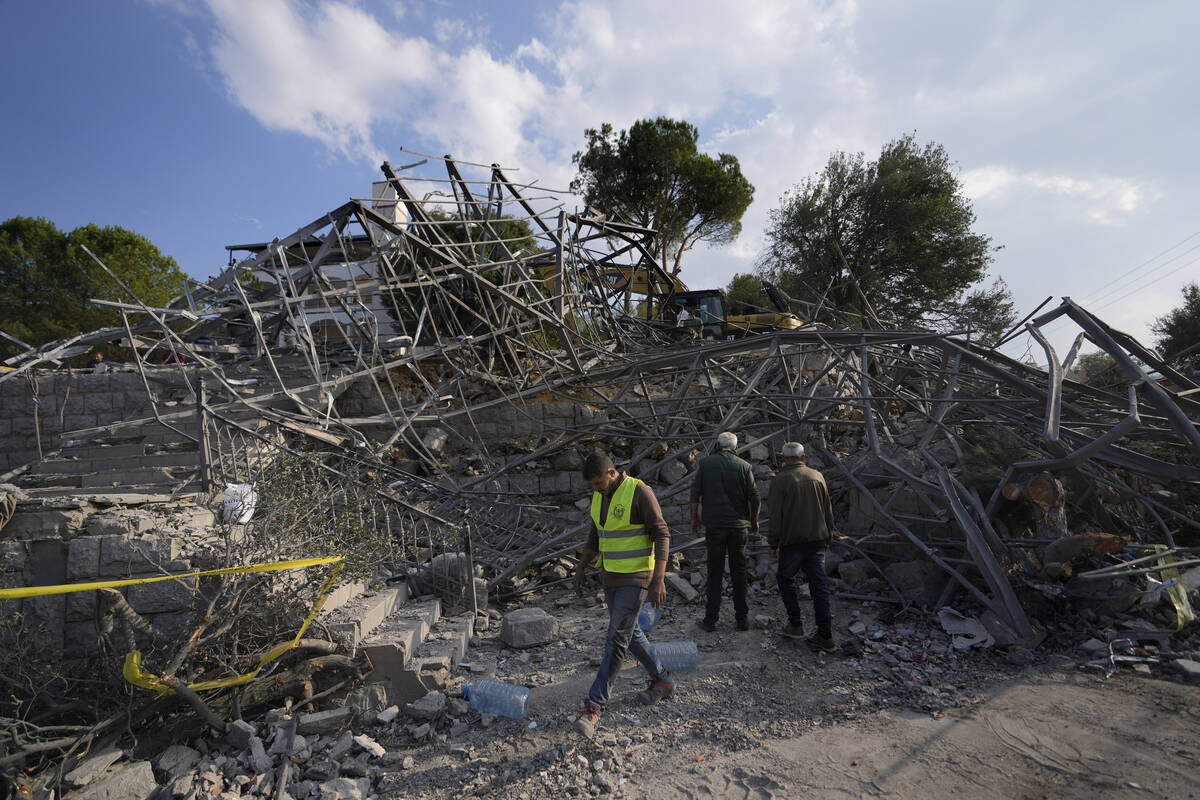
[{"left": 572, "top": 451, "right": 674, "bottom": 737}]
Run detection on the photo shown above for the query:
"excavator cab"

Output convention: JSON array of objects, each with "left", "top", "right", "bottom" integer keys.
[{"left": 665, "top": 290, "right": 728, "bottom": 340}]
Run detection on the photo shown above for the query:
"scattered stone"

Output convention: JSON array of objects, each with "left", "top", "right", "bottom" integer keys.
[
  {"left": 327, "top": 731, "right": 355, "bottom": 761},
  {"left": 341, "top": 757, "right": 369, "bottom": 777},
  {"left": 1170, "top": 658, "right": 1200, "bottom": 682},
  {"left": 408, "top": 722, "right": 432, "bottom": 739},
  {"left": 247, "top": 736, "right": 272, "bottom": 774},
  {"left": 297, "top": 707, "right": 353, "bottom": 736},
  {"left": 847, "top": 621, "right": 867, "bottom": 636},
  {"left": 448, "top": 697, "right": 471, "bottom": 716},
  {"left": 353, "top": 733, "right": 386, "bottom": 758},
  {"left": 406, "top": 690, "right": 447, "bottom": 721},
  {"left": 401, "top": 756, "right": 416, "bottom": 770},
  {"left": 500, "top": 607, "right": 560, "bottom": 648},
  {"left": 664, "top": 571, "right": 699, "bottom": 602},
  {"left": 448, "top": 742, "right": 470, "bottom": 755},
  {"left": 1080, "top": 638, "right": 1108, "bottom": 654},
  {"left": 318, "top": 777, "right": 370, "bottom": 800},
  {"left": 754, "top": 614, "right": 774, "bottom": 629},
  {"left": 66, "top": 747, "right": 124, "bottom": 787},
  {"left": 1006, "top": 648, "right": 1035, "bottom": 666},
  {"left": 377, "top": 705, "right": 400, "bottom": 724},
  {"left": 74, "top": 760, "right": 156, "bottom": 800},
  {"left": 225, "top": 718, "right": 256, "bottom": 749}
]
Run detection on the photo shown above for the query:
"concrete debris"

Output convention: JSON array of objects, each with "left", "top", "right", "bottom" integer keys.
[
  {"left": 353, "top": 733, "right": 386, "bottom": 758},
  {"left": 937, "top": 607, "right": 995, "bottom": 650},
  {"left": 500, "top": 607, "right": 560, "bottom": 648},
  {"left": 405, "top": 690, "right": 447, "bottom": 721},
  {"left": 297, "top": 707, "right": 353, "bottom": 736},
  {"left": 73, "top": 760, "right": 156, "bottom": 800},
  {"left": 64, "top": 747, "right": 124, "bottom": 787}
]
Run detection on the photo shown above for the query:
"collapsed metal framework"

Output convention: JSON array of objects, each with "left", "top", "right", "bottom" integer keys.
[{"left": 4, "top": 155, "right": 1199, "bottom": 636}]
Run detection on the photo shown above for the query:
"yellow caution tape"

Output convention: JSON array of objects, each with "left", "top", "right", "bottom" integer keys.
[
  {"left": 124, "top": 558, "right": 345, "bottom": 694},
  {"left": 0, "top": 555, "right": 344, "bottom": 599},
  {"left": 1153, "top": 546, "right": 1195, "bottom": 633},
  {"left": 0, "top": 554, "right": 345, "bottom": 694}
]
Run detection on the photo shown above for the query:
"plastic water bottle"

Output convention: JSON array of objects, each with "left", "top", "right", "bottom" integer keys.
[
  {"left": 637, "top": 602, "right": 663, "bottom": 631},
  {"left": 462, "top": 679, "right": 530, "bottom": 719},
  {"left": 650, "top": 641, "right": 699, "bottom": 671}
]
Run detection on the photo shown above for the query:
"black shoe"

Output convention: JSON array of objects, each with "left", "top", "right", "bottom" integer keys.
[
  {"left": 697, "top": 618, "right": 717, "bottom": 632},
  {"left": 806, "top": 632, "right": 837, "bottom": 653},
  {"left": 736, "top": 617, "right": 750, "bottom": 631}
]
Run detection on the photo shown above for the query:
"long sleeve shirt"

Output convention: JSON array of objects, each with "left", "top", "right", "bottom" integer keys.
[{"left": 585, "top": 473, "right": 671, "bottom": 588}]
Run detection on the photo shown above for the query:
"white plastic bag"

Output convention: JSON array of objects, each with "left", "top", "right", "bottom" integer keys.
[{"left": 222, "top": 482, "right": 257, "bottom": 524}]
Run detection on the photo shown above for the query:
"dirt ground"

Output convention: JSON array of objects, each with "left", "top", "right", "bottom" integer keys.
[{"left": 370, "top": 585, "right": 1200, "bottom": 800}]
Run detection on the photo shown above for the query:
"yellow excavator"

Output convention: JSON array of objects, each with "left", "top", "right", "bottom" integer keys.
[{"left": 592, "top": 267, "right": 806, "bottom": 341}]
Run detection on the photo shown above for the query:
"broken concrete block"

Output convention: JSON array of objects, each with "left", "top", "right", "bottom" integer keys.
[
  {"left": 500, "top": 607, "right": 559, "bottom": 648},
  {"left": 1170, "top": 658, "right": 1200, "bottom": 682},
  {"left": 884, "top": 560, "right": 947, "bottom": 608},
  {"left": 226, "top": 719, "right": 256, "bottom": 749},
  {"left": 247, "top": 735, "right": 272, "bottom": 774},
  {"left": 353, "top": 734, "right": 386, "bottom": 758},
  {"left": 837, "top": 559, "right": 875, "bottom": 587},
  {"left": 377, "top": 705, "right": 400, "bottom": 724},
  {"left": 405, "top": 690, "right": 446, "bottom": 721},
  {"left": 319, "top": 776, "right": 370, "bottom": 800},
  {"left": 74, "top": 760, "right": 156, "bottom": 800},
  {"left": 664, "top": 571, "right": 699, "bottom": 602},
  {"left": 660, "top": 460, "right": 688, "bottom": 484},
  {"left": 65, "top": 746, "right": 123, "bottom": 787},
  {"left": 327, "top": 731, "right": 355, "bottom": 761},
  {"left": 154, "top": 744, "right": 200, "bottom": 778},
  {"left": 297, "top": 707, "right": 353, "bottom": 736}
]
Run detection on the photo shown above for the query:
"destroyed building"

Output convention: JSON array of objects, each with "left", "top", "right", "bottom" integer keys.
[{"left": 1, "top": 153, "right": 1198, "bottom": 798}]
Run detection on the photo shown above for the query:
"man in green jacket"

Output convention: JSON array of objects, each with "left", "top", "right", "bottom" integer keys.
[
  {"left": 691, "top": 431, "right": 759, "bottom": 632},
  {"left": 767, "top": 442, "right": 837, "bottom": 652}
]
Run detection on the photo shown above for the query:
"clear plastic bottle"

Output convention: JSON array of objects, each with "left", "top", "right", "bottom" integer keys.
[
  {"left": 462, "top": 679, "right": 530, "bottom": 719},
  {"left": 650, "top": 641, "right": 699, "bottom": 671},
  {"left": 637, "top": 602, "right": 663, "bottom": 631}
]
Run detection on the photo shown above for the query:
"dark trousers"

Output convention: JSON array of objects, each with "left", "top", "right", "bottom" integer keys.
[
  {"left": 704, "top": 527, "right": 749, "bottom": 622},
  {"left": 777, "top": 545, "right": 832, "bottom": 638},
  {"left": 587, "top": 585, "right": 667, "bottom": 709}
]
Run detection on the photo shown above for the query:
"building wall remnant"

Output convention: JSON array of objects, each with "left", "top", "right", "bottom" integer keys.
[{"left": 0, "top": 368, "right": 194, "bottom": 474}]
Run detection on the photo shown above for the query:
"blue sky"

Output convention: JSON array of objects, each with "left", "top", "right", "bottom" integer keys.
[{"left": 2, "top": 1, "right": 1198, "bottom": 363}]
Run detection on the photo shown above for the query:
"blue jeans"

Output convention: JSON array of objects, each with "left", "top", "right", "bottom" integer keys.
[
  {"left": 777, "top": 546, "right": 832, "bottom": 638},
  {"left": 587, "top": 585, "right": 668, "bottom": 709}
]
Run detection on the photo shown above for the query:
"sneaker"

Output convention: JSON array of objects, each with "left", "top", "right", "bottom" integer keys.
[
  {"left": 736, "top": 617, "right": 750, "bottom": 631},
  {"left": 636, "top": 678, "right": 676, "bottom": 705},
  {"left": 806, "top": 632, "right": 837, "bottom": 653},
  {"left": 780, "top": 622, "right": 805, "bottom": 639},
  {"left": 696, "top": 618, "right": 717, "bottom": 633},
  {"left": 574, "top": 705, "right": 600, "bottom": 738}
]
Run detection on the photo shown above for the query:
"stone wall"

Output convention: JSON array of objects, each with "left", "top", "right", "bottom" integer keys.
[
  {"left": 0, "top": 367, "right": 194, "bottom": 473},
  {"left": 0, "top": 496, "right": 217, "bottom": 670}
]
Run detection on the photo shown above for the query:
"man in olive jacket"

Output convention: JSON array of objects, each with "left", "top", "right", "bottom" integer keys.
[
  {"left": 691, "top": 431, "right": 759, "bottom": 631},
  {"left": 768, "top": 442, "right": 836, "bottom": 652}
]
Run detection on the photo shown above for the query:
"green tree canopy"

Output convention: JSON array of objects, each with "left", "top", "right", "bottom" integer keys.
[
  {"left": 725, "top": 272, "right": 770, "bottom": 315},
  {"left": 571, "top": 117, "right": 754, "bottom": 276},
  {"left": 1151, "top": 281, "right": 1200, "bottom": 367},
  {"left": 758, "top": 134, "right": 1002, "bottom": 330},
  {"left": 0, "top": 216, "right": 187, "bottom": 359}
]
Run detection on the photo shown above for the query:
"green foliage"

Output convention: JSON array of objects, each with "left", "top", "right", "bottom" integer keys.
[
  {"left": 1151, "top": 281, "right": 1200, "bottom": 367},
  {"left": 725, "top": 272, "right": 770, "bottom": 314},
  {"left": 759, "top": 134, "right": 997, "bottom": 328},
  {"left": 1074, "top": 350, "right": 1130, "bottom": 393},
  {"left": 0, "top": 216, "right": 187, "bottom": 358},
  {"left": 945, "top": 277, "right": 1017, "bottom": 345},
  {"left": 571, "top": 117, "right": 754, "bottom": 275},
  {"left": 962, "top": 427, "right": 1028, "bottom": 494}
]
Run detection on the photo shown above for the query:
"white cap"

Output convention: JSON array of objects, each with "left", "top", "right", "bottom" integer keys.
[
  {"left": 717, "top": 431, "right": 737, "bottom": 449},
  {"left": 781, "top": 442, "right": 805, "bottom": 458}
]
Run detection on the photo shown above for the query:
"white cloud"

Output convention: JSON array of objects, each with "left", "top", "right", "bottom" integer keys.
[{"left": 963, "top": 166, "right": 1157, "bottom": 225}]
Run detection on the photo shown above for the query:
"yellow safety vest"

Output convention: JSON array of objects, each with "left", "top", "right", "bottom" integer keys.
[{"left": 591, "top": 476, "right": 654, "bottom": 573}]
